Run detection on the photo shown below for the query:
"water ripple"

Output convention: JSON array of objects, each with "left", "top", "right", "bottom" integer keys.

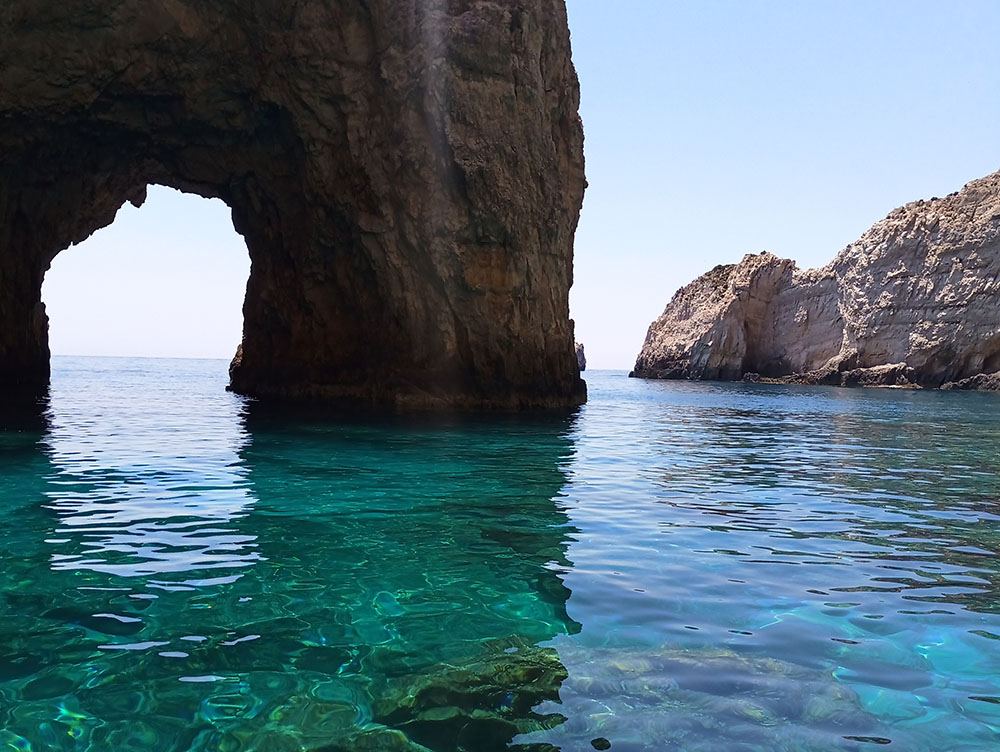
[{"left": 3, "top": 361, "right": 1000, "bottom": 751}]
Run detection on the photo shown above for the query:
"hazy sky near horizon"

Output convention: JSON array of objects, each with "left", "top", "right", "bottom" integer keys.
[{"left": 44, "top": 1, "right": 1000, "bottom": 368}]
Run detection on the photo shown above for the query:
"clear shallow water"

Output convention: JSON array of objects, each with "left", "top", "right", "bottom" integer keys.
[{"left": 1, "top": 359, "right": 1000, "bottom": 751}]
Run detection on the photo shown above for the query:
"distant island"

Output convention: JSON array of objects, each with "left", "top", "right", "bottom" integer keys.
[{"left": 632, "top": 168, "right": 1000, "bottom": 390}]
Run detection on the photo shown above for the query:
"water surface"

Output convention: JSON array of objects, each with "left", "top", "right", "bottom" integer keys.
[{"left": 1, "top": 359, "right": 999, "bottom": 750}]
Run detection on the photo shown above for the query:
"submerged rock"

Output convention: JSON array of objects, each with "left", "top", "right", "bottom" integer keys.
[
  {"left": 318, "top": 637, "right": 570, "bottom": 752},
  {"left": 518, "top": 643, "right": 889, "bottom": 752},
  {"left": 633, "top": 168, "right": 1000, "bottom": 389},
  {"left": 0, "top": 0, "right": 586, "bottom": 409},
  {"left": 321, "top": 640, "right": 886, "bottom": 751}
]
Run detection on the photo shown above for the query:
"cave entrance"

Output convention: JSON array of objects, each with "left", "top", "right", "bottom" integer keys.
[{"left": 42, "top": 187, "right": 250, "bottom": 363}]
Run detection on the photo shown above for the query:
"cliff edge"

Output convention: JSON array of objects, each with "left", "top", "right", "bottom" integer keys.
[{"left": 632, "top": 169, "right": 1000, "bottom": 389}]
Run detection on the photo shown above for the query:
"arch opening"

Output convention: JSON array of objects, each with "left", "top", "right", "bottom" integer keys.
[{"left": 42, "top": 186, "right": 250, "bottom": 362}]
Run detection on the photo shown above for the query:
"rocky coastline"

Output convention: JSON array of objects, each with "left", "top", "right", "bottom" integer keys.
[{"left": 632, "top": 168, "right": 1000, "bottom": 390}]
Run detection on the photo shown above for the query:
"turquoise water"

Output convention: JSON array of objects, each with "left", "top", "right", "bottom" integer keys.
[{"left": 2, "top": 358, "right": 1000, "bottom": 751}]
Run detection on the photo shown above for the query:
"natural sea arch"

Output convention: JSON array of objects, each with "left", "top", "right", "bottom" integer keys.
[{"left": 0, "top": 0, "right": 586, "bottom": 409}]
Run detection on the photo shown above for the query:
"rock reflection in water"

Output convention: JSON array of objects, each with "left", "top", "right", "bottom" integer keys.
[
  {"left": 234, "top": 409, "right": 580, "bottom": 751},
  {"left": 43, "top": 395, "right": 259, "bottom": 583},
  {"left": 0, "top": 359, "right": 581, "bottom": 752}
]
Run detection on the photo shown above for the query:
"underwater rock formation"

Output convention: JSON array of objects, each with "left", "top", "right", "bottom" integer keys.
[
  {"left": 0, "top": 0, "right": 586, "bottom": 409},
  {"left": 517, "top": 643, "right": 892, "bottom": 751},
  {"left": 633, "top": 168, "right": 1000, "bottom": 388}
]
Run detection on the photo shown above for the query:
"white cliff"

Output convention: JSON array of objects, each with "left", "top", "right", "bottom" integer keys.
[{"left": 633, "top": 168, "right": 1000, "bottom": 389}]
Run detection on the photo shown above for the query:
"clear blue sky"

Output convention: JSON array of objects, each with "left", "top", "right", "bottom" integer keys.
[{"left": 44, "top": 1, "right": 1000, "bottom": 368}]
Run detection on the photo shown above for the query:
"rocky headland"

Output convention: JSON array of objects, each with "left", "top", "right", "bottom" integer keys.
[{"left": 632, "top": 169, "right": 1000, "bottom": 390}]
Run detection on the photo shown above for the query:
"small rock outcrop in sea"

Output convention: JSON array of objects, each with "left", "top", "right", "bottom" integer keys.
[
  {"left": 0, "top": 0, "right": 585, "bottom": 409},
  {"left": 632, "top": 168, "right": 1000, "bottom": 388},
  {"left": 576, "top": 342, "right": 587, "bottom": 371}
]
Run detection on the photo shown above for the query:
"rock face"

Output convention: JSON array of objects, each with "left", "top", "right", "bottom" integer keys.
[
  {"left": 575, "top": 342, "right": 586, "bottom": 371},
  {"left": 0, "top": 0, "right": 586, "bottom": 409},
  {"left": 633, "top": 169, "right": 1000, "bottom": 388}
]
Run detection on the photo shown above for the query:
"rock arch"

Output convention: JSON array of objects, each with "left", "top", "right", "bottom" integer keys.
[{"left": 0, "top": 0, "right": 586, "bottom": 408}]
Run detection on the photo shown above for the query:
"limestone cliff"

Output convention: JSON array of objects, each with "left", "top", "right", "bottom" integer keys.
[
  {"left": 633, "top": 169, "right": 1000, "bottom": 388},
  {"left": 575, "top": 342, "right": 586, "bottom": 371},
  {"left": 0, "top": 0, "right": 586, "bottom": 409}
]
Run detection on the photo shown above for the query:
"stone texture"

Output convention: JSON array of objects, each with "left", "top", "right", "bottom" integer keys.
[
  {"left": 0, "top": 0, "right": 586, "bottom": 409},
  {"left": 941, "top": 371, "right": 1000, "bottom": 391},
  {"left": 575, "top": 341, "right": 586, "bottom": 371},
  {"left": 633, "top": 169, "right": 1000, "bottom": 389}
]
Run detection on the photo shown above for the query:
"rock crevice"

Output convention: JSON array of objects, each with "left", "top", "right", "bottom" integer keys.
[
  {"left": 633, "top": 169, "right": 1000, "bottom": 389},
  {"left": 0, "top": 0, "right": 586, "bottom": 409}
]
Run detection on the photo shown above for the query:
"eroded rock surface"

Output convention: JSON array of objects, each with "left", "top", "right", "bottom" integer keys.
[
  {"left": 0, "top": 0, "right": 586, "bottom": 409},
  {"left": 575, "top": 342, "right": 586, "bottom": 371},
  {"left": 633, "top": 169, "right": 1000, "bottom": 388}
]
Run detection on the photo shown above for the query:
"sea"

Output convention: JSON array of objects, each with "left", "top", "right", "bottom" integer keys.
[{"left": 1, "top": 356, "right": 999, "bottom": 751}]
